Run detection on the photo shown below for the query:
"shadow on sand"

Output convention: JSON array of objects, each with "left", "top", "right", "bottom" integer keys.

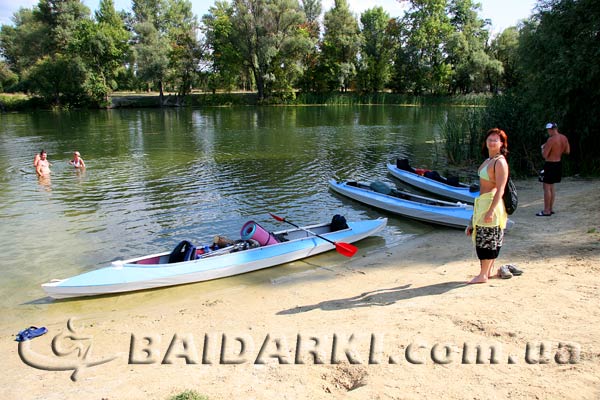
[{"left": 277, "top": 281, "right": 467, "bottom": 315}]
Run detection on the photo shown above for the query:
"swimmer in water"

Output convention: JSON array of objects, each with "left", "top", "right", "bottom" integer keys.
[
  {"left": 69, "top": 151, "right": 86, "bottom": 169},
  {"left": 36, "top": 150, "right": 51, "bottom": 177}
]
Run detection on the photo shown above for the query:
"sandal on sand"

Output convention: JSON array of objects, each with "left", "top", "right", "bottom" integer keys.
[
  {"left": 498, "top": 265, "right": 513, "bottom": 279},
  {"left": 536, "top": 211, "right": 552, "bottom": 216},
  {"left": 506, "top": 264, "right": 523, "bottom": 276},
  {"left": 15, "top": 326, "right": 48, "bottom": 342}
]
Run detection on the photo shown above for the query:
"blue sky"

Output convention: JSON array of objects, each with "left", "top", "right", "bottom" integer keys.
[{"left": 1, "top": 0, "right": 538, "bottom": 33}]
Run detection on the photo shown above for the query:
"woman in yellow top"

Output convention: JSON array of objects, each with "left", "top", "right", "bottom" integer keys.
[{"left": 466, "top": 128, "right": 509, "bottom": 284}]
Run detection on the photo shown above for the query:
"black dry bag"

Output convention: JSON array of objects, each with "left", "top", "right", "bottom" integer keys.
[
  {"left": 503, "top": 176, "right": 518, "bottom": 215},
  {"left": 330, "top": 214, "right": 349, "bottom": 231},
  {"left": 494, "top": 159, "right": 518, "bottom": 215}
]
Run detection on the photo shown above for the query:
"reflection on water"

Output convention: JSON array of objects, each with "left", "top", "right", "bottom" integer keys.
[
  {"left": 0, "top": 106, "right": 464, "bottom": 322},
  {"left": 37, "top": 174, "right": 52, "bottom": 191}
]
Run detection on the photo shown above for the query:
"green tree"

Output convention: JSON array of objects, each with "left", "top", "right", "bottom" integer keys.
[
  {"left": 229, "top": 0, "right": 311, "bottom": 101},
  {"left": 17, "top": 0, "right": 95, "bottom": 105},
  {"left": 0, "top": 9, "right": 50, "bottom": 80},
  {"left": 202, "top": 2, "right": 242, "bottom": 93},
  {"left": 130, "top": 0, "right": 202, "bottom": 103},
  {"left": 24, "top": 54, "right": 88, "bottom": 104},
  {"left": 0, "top": 61, "right": 18, "bottom": 91},
  {"left": 301, "top": 0, "right": 321, "bottom": 38},
  {"left": 445, "top": 0, "right": 499, "bottom": 93},
  {"left": 295, "top": 0, "right": 322, "bottom": 92},
  {"left": 1, "top": 0, "right": 134, "bottom": 104},
  {"left": 393, "top": 0, "right": 453, "bottom": 94},
  {"left": 356, "top": 7, "right": 395, "bottom": 92},
  {"left": 320, "top": 0, "right": 360, "bottom": 92},
  {"left": 36, "top": 0, "right": 91, "bottom": 53},
  {"left": 136, "top": 23, "right": 170, "bottom": 95},
  {"left": 164, "top": 0, "right": 202, "bottom": 101},
  {"left": 488, "top": 26, "right": 520, "bottom": 91},
  {"left": 69, "top": 0, "right": 131, "bottom": 103},
  {"left": 130, "top": 0, "right": 170, "bottom": 98},
  {"left": 515, "top": 0, "right": 600, "bottom": 173}
]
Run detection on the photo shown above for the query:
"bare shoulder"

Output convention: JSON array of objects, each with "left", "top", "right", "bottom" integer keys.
[{"left": 495, "top": 156, "right": 509, "bottom": 171}]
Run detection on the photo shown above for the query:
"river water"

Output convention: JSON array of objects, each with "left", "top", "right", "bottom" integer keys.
[{"left": 0, "top": 105, "right": 467, "bottom": 326}]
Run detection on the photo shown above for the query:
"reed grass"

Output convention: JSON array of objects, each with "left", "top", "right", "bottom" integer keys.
[
  {"left": 438, "top": 107, "right": 486, "bottom": 165},
  {"left": 294, "top": 92, "right": 490, "bottom": 106},
  {"left": 2, "top": 91, "right": 490, "bottom": 110},
  {"left": 0, "top": 93, "right": 45, "bottom": 111}
]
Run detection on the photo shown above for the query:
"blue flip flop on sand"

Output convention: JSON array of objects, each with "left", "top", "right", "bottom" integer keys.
[{"left": 15, "top": 326, "right": 48, "bottom": 342}]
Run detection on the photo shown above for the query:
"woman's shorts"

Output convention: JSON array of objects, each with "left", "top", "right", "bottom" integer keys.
[{"left": 475, "top": 226, "right": 504, "bottom": 260}]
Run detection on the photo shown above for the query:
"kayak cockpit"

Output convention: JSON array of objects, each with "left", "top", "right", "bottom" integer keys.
[{"left": 110, "top": 217, "right": 349, "bottom": 268}]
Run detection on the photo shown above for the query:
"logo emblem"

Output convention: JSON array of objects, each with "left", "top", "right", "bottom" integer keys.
[{"left": 18, "top": 318, "right": 120, "bottom": 381}]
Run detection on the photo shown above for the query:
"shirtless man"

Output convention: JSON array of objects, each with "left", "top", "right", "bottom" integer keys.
[
  {"left": 35, "top": 150, "right": 51, "bottom": 177},
  {"left": 537, "top": 122, "right": 570, "bottom": 216}
]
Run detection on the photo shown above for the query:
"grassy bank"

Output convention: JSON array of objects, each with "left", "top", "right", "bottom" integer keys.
[
  {"left": 0, "top": 93, "right": 47, "bottom": 111},
  {"left": 0, "top": 91, "right": 491, "bottom": 111},
  {"left": 184, "top": 92, "right": 491, "bottom": 107}
]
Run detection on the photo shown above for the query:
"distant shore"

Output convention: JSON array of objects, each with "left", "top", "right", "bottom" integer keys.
[{"left": 1, "top": 92, "right": 490, "bottom": 111}]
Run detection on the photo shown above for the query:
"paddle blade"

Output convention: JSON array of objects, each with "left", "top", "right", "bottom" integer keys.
[
  {"left": 269, "top": 213, "right": 285, "bottom": 222},
  {"left": 335, "top": 242, "right": 358, "bottom": 257}
]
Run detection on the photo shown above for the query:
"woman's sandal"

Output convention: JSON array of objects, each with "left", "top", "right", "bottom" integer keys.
[{"left": 536, "top": 211, "right": 552, "bottom": 216}]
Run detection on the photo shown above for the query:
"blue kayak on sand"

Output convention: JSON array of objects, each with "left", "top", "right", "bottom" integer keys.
[
  {"left": 387, "top": 160, "right": 479, "bottom": 204},
  {"left": 42, "top": 218, "right": 387, "bottom": 299},
  {"left": 329, "top": 179, "right": 514, "bottom": 231},
  {"left": 329, "top": 179, "right": 473, "bottom": 229}
]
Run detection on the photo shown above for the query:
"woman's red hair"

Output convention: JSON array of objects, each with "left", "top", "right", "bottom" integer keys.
[{"left": 482, "top": 128, "right": 508, "bottom": 157}]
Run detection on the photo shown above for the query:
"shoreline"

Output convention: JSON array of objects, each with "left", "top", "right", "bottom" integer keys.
[{"left": 3, "top": 177, "right": 600, "bottom": 399}]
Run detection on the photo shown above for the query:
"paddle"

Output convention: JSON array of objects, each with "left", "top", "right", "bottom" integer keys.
[{"left": 268, "top": 213, "right": 358, "bottom": 257}]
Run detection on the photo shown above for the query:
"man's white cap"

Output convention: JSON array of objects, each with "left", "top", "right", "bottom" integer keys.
[{"left": 545, "top": 122, "right": 557, "bottom": 129}]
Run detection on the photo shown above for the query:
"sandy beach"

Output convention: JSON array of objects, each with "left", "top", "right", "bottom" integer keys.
[{"left": 3, "top": 177, "right": 599, "bottom": 400}]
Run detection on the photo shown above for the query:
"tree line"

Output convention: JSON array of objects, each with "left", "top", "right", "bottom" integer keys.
[
  {"left": 1, "top": 0, "right": 598, "bottom": 174},
  {"left": 0, "top": 0, "right": 517, "bottom": 105}
]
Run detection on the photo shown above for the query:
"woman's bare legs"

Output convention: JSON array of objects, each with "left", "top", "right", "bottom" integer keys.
[{"left": 468, "top": 259, "right": 495, "bottom": 284}]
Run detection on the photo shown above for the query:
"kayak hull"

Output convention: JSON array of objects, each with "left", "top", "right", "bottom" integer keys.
[
  {"left": 42, "top": 218, "right": 387, "bottom": 299},
  {"left": 329, "top": 179, "right": 472, "bottom": 229},
  {"left": 387, "top": 163, "right": 479, "bottom": 203}
]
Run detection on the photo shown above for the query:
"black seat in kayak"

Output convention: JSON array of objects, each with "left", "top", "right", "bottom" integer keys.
[
  {"left": 396, "top": 158, "right": 416, "bottom": 173},
  {"left": 168, "top": 240, "right": 197, "bottom": 263},
  {"left": 446, "top": 175, "right": 460, "bottom": 187},
  {"left": 424, "top": 170, "right": 447, "bottom": 184},
  {"left": 330, "top": 214, "right": 349, "bottom": 231}
]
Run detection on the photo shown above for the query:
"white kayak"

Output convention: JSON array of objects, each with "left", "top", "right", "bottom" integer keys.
[{"left": 42, "top": 217, "right": 387, "bottom": 299}]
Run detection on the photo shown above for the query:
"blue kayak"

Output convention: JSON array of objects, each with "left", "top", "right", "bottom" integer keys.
[
  {"left": 329, "top": 179, "right": 473, "bottom": 228},
  {"left": 42, "top": 218, "right": 387, "bottom": 299},
  {"left": 387, "top": 161, "right": 479, "bottom": 203}
]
